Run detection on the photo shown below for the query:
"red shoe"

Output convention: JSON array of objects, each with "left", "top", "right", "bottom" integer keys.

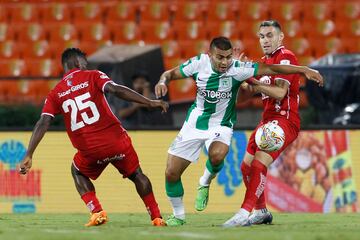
[
  {"left": 152, "top": 217, "right": 166, "bottom": 226},
  {"left": 85, "top": 210, "right": 108, "bottom": 227}
]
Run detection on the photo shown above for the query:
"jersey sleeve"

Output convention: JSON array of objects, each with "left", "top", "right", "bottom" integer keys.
[
  {"left": 94, "top": 70, "right": 113, "bottom": 92},
  {"left": 42, "top": 91, "right": 60, "bottom": 117},
  {"left": 179, "top": 55, "right": 202, "bottom": 78},
  {"left": 233, "top": 61, "right": 259, "bottom": 82},
  {"left": 274, "top": 53, "right": 298, "bottom": 85}
]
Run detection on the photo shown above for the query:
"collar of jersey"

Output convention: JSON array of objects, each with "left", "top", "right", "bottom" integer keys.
[
  {"left": 63, "top": 68, "right": 81, "bottom": 80},
  {"left": 269, "top": 45, "right": 285, "bottom": 57}
]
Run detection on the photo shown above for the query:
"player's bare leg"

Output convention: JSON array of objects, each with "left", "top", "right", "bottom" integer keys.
[
  {"left": 71, "top": 164, "right": 108, "bottom": 227},
  {"left": 196, "top": 141, "right": 228, "bottom": 211},
  {"left": 128, "top": 167, "right": 165, "bottom": 226},
  {"left": 165, "top": 153, "right": 191, "bottom": 226}
]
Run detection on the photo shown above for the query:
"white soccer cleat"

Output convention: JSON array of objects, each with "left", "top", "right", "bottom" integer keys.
[
  {"left": 248, "top": 209, "right": 273, "bottom": 225},
  {"left": 222, "top": 211, "right": 251, "bottom": 227}
]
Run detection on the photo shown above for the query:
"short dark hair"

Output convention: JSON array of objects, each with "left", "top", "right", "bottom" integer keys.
[
  {"left": 259, "top": 20, "right": 282, "bottom": 31},
  {"left": 210, "top": 36, "right": 232, "bottom": 51},
  {"left": 61, "top": 48, "right": 86, "bottom": 66}
]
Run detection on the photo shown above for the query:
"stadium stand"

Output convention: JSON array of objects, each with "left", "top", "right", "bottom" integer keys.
[{"left": 0, "top": 0, "right": 358, "bottom": 107}]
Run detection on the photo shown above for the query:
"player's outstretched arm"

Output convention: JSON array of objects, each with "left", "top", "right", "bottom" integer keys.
[
  {"left": 19, "top": 114, "right": 52, "bottom": 175},
  {"left": 256, "top": 63, "right": 324, "bottom": 87},
  {"left": 250, "top": 79, "right": 290, "bottom": 101},
  {"left": 105, "top": 82, "right": 169, "bottom": 113},
  {"left": 155, "top": 66, "right": 184, "bottom": 99}
]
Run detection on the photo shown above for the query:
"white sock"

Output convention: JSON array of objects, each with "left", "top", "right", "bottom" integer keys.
[
  {"left": 168, "top": 197, "right": 185, "bottom": 220},
  {"left": 254, "top": 208, "right": 267, "bottom": 214},
  {"left": 199, "top": 168, "right": 216, "bottom": 186},
  {"left": 238, "top": 208, "right": 250, "bottom": 218}
]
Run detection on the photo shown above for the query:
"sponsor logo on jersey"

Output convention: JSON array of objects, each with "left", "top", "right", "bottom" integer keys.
[
  {"left": 100, "top": 73, "right": 109, "bottom": 79},
  {"left": 239, "top": 61, "right": 256, "bottom": 68},
  {"left": 97, "top": 154, "right": 125, "bottom": 165},
  {"left": 58, "top": 81, "right": 89, "bottom": 98},
  {"left": 198, "top": 88, "right": 232, "bottom": 103},
  {"left": 220, "top": 77, "right": 231, "bottom": 88},
  {"left": 280, "top": 59, "right": 290, "bottom": 65}
]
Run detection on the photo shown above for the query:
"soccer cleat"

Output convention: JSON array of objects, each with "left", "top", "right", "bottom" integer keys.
[
  {"left": 195, "top": 185, "right": 209, "bottom": 211},
  {"left": 165, "top": 215, "right": 186, "bottom": 226},
  {"left": 222, "top": 211, "right": 251, "bottom": 227},
  {"left": 152, "top": 217, "right": 167, "bottom": 226},
  {"left": 85, "top": 210, "right": 108, "bottom": 227},
  {"left": 248, "top": 209, "right": 273, "bottom": 225}
]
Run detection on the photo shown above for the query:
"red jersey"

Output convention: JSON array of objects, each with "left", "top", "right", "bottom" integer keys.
[
  {"left": 42, "top": 69, "right": 125, "bottom": 153},
  {"left": 259, "top": 46, "right": 300, "bottom": 130}
]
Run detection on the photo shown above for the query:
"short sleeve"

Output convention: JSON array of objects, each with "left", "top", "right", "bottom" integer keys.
[
  {"left": 94, "top": 70, "right": 113, "bottom": 92},
  {"left": 233, "top": 61, "right": 259, "bottom": 82},
  {"left": 274, "top": 53, "right": 298, "bottom": 84},
  {"left": 179, "top": 55, "right": 202, "bottom": 78},
  {"left": 42, "top": 91, "right": 60, "bottom": 117}
]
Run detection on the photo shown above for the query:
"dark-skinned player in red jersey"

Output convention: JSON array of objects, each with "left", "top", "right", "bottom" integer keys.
[
  {"left": 223, "top": 20, "right": 324, "bottom": 227},
  {"left": 19, "top": 48, "right": 168, "bottom": 227}
]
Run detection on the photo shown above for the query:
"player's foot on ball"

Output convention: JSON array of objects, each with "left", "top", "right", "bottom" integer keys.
[
  {"left": 248, "top": 209, "right": 273, "bottom": 225},
  {"left": 152, "top": 217, "right": 166, "bottom": 226},
  {"left": 195, "top": 185, "right": 209, "bottom": 211},
  {"left": 85, "top": 210, "right": 108, "bottom": 227},
  {"left": 222, "top": 211, "right": 250, "bottom": 227},
  {"left": 165, "top": 215, "right": 185, "bottom": 226}
]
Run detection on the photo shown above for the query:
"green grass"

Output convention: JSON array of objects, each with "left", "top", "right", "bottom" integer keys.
[{"left": 0, "top": 213, "right": 359, "bottom": 240}]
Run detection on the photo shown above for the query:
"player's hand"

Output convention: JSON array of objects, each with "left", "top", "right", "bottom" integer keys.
[
  {"left": 19, "top": 155, "right": 32, "bottom": 175},
  {"left": 233, "top": 48, "right": 251, "bottom": 62},
  {"left": 304, "top": 67, "right": 324, "bottom": 87},
  {"left": 149, "top": 99, "right": 169, "bottom": 113},
  {"left": 155, "top": 82, "right": 168, "bottom": 99}
]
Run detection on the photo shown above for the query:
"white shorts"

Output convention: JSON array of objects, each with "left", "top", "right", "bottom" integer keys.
[{"left": 168, "top": 122, "right": 233, "bottom": 163}]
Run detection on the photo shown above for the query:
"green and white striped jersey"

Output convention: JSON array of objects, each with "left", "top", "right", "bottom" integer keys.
[{"left": 179, "top": 54, "right": 258, "bottom": 130}]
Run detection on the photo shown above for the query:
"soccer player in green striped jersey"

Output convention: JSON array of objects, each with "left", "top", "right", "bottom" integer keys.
[{"left": 155, "top": 37, "right": 323, "bottom": 226}]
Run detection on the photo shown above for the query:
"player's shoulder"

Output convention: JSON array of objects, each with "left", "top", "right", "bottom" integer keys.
[
  {"left": 182, "top": 54, "right": 208, "bottom": 68},
  {"left": 276, "top": 47, "right": 298, "bottom": 64},
  {"left": 279, "top": 47, "right": 296, "bottom": 58},
  {"left": 190, "top": 53, "right": 208, "bottom": 62}
]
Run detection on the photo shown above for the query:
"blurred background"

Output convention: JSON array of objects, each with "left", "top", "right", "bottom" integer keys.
[{"left": 0, "top": 0, "right": 358, "bottom": 129}]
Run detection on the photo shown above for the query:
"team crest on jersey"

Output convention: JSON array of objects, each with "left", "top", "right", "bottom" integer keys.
[
  {"left": 66, "top": 80, "right": 72, "bottom": 86},
  {"left": 220, "top": 77, "right": 231, "bottom": 88}
]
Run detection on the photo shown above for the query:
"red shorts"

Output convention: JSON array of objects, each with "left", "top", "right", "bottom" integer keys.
[
  {"left": 73, "top": 132, "right": 140, "bottom": 180},
  {"left": 247, "top": 118, "right": 299, "bottom": 160}
]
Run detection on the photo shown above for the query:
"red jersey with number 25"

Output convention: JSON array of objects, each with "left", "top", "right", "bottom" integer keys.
[
  {"left": 42, "top": 69, "right": 125, "bottom": 152},
  {"left": 259, "top": 46, "right": 300, "bottom": 130}
]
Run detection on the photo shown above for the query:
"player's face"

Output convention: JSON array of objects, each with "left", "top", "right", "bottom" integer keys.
[
  {"left": 258, "top": 26, "right": 284, "bottom": 55},
  {"left": 209, "top": 47, "right": 233, "bottom": 73}
]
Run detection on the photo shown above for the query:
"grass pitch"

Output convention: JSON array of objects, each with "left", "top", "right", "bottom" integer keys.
[{"left": 0, "top": 213, "right": 359, "bottom": 240}]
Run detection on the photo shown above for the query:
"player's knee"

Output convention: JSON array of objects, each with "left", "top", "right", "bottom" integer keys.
[
  {"left": 128, "top": 168, "right": 146, "bottom": 182},
  {"left": 209, "top": 150, "right": 226, "bottom": 165},
  {"left": 165, "top": 168, "right": 181, "bottom": 182}
]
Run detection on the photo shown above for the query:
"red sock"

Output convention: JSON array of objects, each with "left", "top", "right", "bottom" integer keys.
[
  {"left": 241, "top": 161, "right": 251, "bottom": 188},
  {"left": 142, "top": 192, "right": 162, "bottom": 220},
  {"left": 241, "top": 160, "right": 267, "bottom": 212},
  {"left": 81, "top": 191, "right": 103, "bottom": 213},
  {"left": 255, "top": 193, "right": 267, "bottom": 209}
]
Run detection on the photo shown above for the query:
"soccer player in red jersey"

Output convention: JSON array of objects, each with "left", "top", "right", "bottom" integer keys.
[
  {"left": 223, "top": 20, "right": 324, "bottom": 227},
  {"left": 19, "top": 48, "right": 168, "bottom": 227}
]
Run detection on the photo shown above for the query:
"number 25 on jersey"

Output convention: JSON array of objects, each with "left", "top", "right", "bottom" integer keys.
[{"left": 62, "top": 92, "right": 100, "bottom": 131}]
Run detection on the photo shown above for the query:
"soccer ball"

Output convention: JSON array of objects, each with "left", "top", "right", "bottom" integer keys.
[{"left": 255, "top": 121, "right": 285, "bottom": 152}]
